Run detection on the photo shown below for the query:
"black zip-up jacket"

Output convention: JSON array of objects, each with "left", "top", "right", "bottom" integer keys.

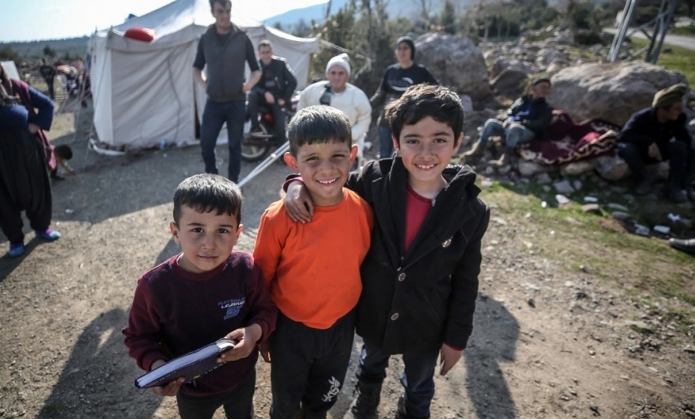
[
  {"left": 507, "top": 94, "right": 553, "bottom": 141},
  {"left": 346, "top": 158, "right": 490, "bottom": 354},
  {"left": 253, "top": 57, "right": 298, "bottom": 105}
]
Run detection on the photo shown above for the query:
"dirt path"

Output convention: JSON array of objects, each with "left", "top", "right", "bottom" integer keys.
[{"left": 1, "top": 106, "right": 693, "bottom": 419}]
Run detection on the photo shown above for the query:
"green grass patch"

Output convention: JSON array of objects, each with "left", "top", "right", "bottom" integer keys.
[
  {"left": 478, "top": 178, "right": 695, "bottom": 328},
  {"left": 670, "top": 26, "right": 695, "bottom": 36},
  {"left": 629, "top": 38, "right": 695, "bottom": 85}
]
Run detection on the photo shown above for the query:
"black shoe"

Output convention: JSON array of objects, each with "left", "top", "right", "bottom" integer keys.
[
  {"left": 343, "top": 380, "right": 382, "bottom": 419},
  {"left": 396, "top": 396, "right": 430, "bottom": 419},
  {"left": 669, "top": 237, "right": 695, "bottom": 254},
  {"left": 51, "top": 173, "right": 65, "bottom": 181},
  {"left": 250, "top": 126, "right": 263, "bottom": 137},
  {"left": 634, "top": 177, "right": 655, "bottom": 195}
]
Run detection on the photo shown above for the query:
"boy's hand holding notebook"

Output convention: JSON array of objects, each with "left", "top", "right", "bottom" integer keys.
[{"left": 135, "top": 338, "right": 237, "bottom": 390}]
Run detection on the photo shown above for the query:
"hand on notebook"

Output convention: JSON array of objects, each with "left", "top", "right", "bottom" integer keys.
[
  {"left": 149, "top": 359, "right": 185, "bottom": 397},
  {"left": 218, "top": 324, "right": 262, "bottom": 362}
]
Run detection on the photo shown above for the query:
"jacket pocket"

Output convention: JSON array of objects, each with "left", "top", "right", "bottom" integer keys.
[{"left": 425, "top": 289, "right": 446, "bottom": 321}]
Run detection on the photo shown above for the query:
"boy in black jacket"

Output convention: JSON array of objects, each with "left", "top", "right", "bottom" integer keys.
[{"left": 284, "top": 85, "right": 490, "bottom": 419}]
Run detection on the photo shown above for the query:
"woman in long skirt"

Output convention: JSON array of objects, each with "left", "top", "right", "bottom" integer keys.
[{"left": 0, "top": 66, "right": 60, "bottom": 258}]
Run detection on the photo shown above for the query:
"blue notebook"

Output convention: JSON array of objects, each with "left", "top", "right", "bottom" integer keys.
[{"left": 135, "top": 338, "right": 236, "bottom": 389}]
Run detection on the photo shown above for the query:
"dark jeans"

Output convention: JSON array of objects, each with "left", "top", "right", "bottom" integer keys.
[
  {"left": 357, "top": 341, "right": 439, "bottom": 418},
  {"left": 378, "top": 126, "right": 393, "bottom": 159},
  {"left": 247, "top": 90, "right": 287, "bottom": 143},
  {"left": 269, "top": 311, "right": 355, "bottom": 419},
  {"left": 176, "top": 369, "right": 255, "bottom": 419},
  {"left": 618, "top": 139, "right": 691, "bottom": 188},
  {"left": 200, "top": 99, "right": 245, "bottom": 183},
  {"left": 45, "top": 79, "right": 54, "bottom": 99}
]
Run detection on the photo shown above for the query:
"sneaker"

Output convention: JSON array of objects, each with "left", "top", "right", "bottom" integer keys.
[
  {"left": 490, "top": 152, "right": 511, "bottom": 168},
  {"left": 666, "top": 184, "right": 687, "bottom": 203},
  {"left": 669, "top": 237, "right": 695, "bottom": 254},
  {"left": 395, "top": 396, "right": 430, "bottom": 419},
  {"left": 250, "top": 126, "right": 264, "bottom": 137},
  {"left": 462, "top": 141, "right": 486, "bottom": 161},
  {"left": 634, "top": 177, "right": 655, "bottom": 195},
  {"left": 343, "top": 380, "right": 382, "bottom": 419},
  {"left": 8, "top": 243, "right": 25, "bottom": 258},
  {"left": 35, "top": 229, "right": 61, "bottom": 241},
  {"left": 51, "top": 173, "right": 66, "bottom": 181}
]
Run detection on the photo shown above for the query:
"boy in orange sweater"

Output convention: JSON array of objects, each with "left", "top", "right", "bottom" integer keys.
[{"left": 253, "top": 106, "right": 374, "bottom": 419}]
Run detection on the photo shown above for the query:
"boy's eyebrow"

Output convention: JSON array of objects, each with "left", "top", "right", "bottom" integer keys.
[
  {"left": 186, "top": 222, "right": 236, "bottom": 228},
  {"left": 402, "top": 130, "right": 453, "bottom": 138}
]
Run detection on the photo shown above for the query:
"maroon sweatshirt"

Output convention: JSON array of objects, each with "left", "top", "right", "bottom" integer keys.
[{"left": 123, "top": 252, "right": 277, "bottom": 397}]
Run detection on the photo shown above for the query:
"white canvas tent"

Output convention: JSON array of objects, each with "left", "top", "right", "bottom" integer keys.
[{"left": 89, "top": 0, "right": 319, "bottom": 149}]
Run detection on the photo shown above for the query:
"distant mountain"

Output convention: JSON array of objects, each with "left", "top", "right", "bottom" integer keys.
[
  {"left": 1, "top": 37, "right": 89, "bottom": 62},
  {"left": 263, "top": 0, "right": 476, "bottom": 29}
]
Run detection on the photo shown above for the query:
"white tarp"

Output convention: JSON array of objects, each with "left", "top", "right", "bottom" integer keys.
[
  {"left": 1, "top": 61, "right": 20, "bottom": 81},
  {"left": 89, "top": 0, "right": 319, "bottom": 148}
]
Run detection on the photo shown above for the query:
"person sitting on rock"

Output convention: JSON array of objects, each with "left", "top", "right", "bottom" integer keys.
[
  {"left": 464, "top": 78, "right": 553, "bottom": 166},
  {"left": 617, "top": 83, "right": 694, "bottom": 202}
]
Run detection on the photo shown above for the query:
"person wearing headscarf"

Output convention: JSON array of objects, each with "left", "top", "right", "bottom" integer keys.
[
  {"left": 0, "top": 65, "right": 61, "bottom": 258},
  {"left": 618, "top": 83, "right": 694, "bottom": 202},
  {"left": 370, "top": 36, "right": 439, "bottom": 159},
  {"left": 297, "top": 53, "right": 371, "bottom": 155},
  {"left": 464, "top": 78, "right": 553, "bottom": 167}
]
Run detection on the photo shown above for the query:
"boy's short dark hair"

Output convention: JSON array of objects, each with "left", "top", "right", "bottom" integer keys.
[
  {"left": 173, "top": 174, "right": 243, "bottom": 225},
  {"left": 209, "top": 0, "right": 231, "bottom": 9},
  {"left": 54, "top": 144, "right": 73, "bottom": 160},
  {"left": 258, "top": 40, "right": 272, "bottom": 50},
  {"left": 287, "top": 106, "right": 352, "bottom": 155},
  {"left": 385, "top": 84, "right": 464, "bottom": 146}
]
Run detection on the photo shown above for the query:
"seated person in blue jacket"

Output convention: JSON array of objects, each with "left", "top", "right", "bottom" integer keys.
[
  {"left": 465, "top": 78, "right": 553, "bottom": 166},
  {"left": 247, "top": 40, "right": 297, "bottom": 145},
  {"left": 617, "top": 83, "right": 694, "bottom": 203}
]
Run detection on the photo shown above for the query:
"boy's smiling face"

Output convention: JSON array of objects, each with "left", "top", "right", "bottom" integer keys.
[
  {"left": 284, "top": 140, "right": 357, "bottom": 207},
  {"left": 394, "top": 116, "right": 461, "bottom": 189},
  {"left": 170, "top": 205, "right": 242, "bottom": 274}
]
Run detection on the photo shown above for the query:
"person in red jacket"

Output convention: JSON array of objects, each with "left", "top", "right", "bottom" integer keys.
[{"left": 123, "top": 174, "right": 277, "bottom": 419}]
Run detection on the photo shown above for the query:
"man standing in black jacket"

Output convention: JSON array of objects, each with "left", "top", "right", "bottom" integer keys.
[
  {"left": 618, "top": 84, "right": 694, "bottom": 202},
  {"left": 248, "top": 40, "right": 297, "bottom": 145}
]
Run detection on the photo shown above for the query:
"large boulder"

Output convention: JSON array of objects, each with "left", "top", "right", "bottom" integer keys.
[
  {"left": 415, "top": 33, "right": 490, "bottom": 100},
  {"left": 491, "top": 68, "right": 529, "bottom": 99},
  {"left": 548, "top": 61, "right": 689, "bottom": 126},
  {"left": 490, "top": 58, "right": 537, "bottom": 79}
]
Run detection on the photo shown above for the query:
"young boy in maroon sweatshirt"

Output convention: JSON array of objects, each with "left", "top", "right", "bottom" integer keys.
[{"left": 123, "top": 174, "right": 277, "bottom": 419}]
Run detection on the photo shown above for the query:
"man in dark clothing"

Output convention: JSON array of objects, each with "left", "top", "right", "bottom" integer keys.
[
  {"left": 193, "top": 0, "right": 261, "bottom": 183},
  {"left": 618, "top": 83, "right": 694, "bottom": 202},
  {"left": 39, "top": 59, "right": 56, "bottom": 100},
  {"left": 247, "top": 40, "right": 297, "bottom": 145},
  {"left": 370, "top": 36, "right": 439, "bottom": 159},
  {"left": 465, "top": 78, "right": 553, "bottom": 166}
]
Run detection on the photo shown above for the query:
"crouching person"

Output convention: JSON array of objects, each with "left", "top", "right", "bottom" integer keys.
[
  {"left": 618, "top": 83, "right": 694, "bottom": 202},
  {"left": 465, "top": 78, "right": 553, "bottom": 166}
]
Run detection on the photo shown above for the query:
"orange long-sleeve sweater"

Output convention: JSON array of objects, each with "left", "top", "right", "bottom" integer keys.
[{"left": 253, "top": 189, "right": 373, "bottom": 329}]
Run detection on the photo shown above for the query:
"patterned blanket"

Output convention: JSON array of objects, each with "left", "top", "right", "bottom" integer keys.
[{"left": 518, "top": 110, "right": 621, "bottom": 165}]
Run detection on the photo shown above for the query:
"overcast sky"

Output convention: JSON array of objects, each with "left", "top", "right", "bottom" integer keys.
[{"left": 0, "top": 0, "right": 328, "bottom": 42}]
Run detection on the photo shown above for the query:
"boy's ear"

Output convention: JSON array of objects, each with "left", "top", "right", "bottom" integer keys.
[
  {"left": 391, "top": 136, "right": 399, "bottom": 153},
  {"left": 235, "top": 224, "right": 244, "bottom": 242},
  {"left": 349, "top": 145, "right": 358, "bottom": 162},
  {"left": 169, "top": 222, "right": 181, "bottom": 245},
  {"left": 283, "top": 152, "right": 299, "bottom": 173},
  {"left": 453, "top": 133, "right": 463, "bottom": 153}
]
